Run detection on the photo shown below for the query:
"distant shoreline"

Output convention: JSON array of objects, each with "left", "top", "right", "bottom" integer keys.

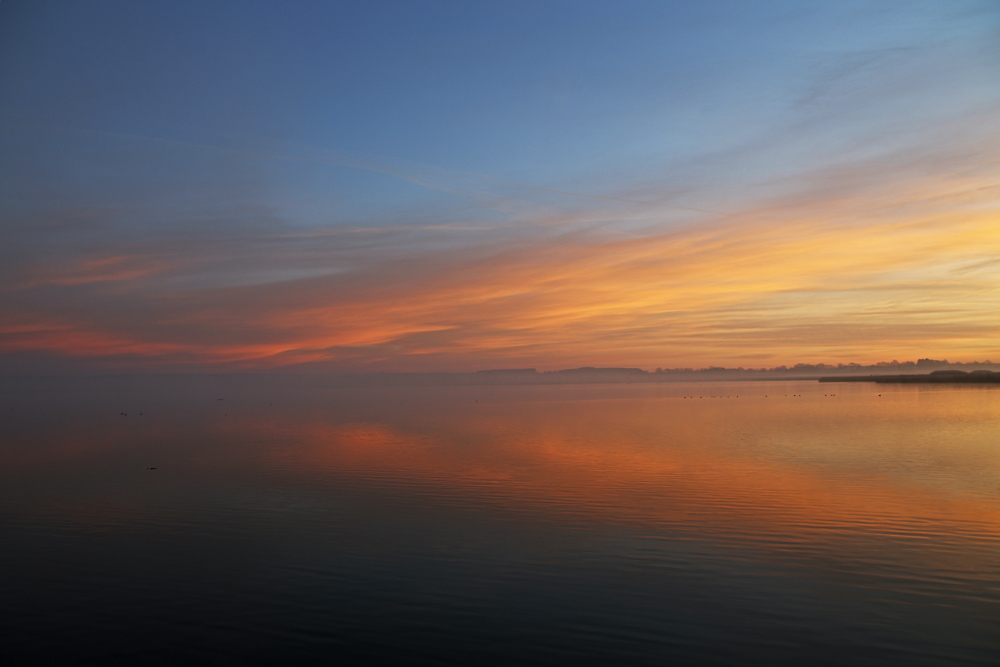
[
  {"left": 4, "top": 361, "right": 1000, "bottom": 388},
  {"left": 819, "top": 371, "right": 1000, "bottom": 384}
]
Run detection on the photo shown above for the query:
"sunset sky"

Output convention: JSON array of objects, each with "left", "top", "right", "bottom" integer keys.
[{"left": 2, "top": 0, "right": 999, "bottom": 373}]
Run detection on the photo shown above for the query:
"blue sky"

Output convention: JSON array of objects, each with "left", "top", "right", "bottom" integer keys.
[{"left": 2, "top": 1, "right": 999, "bottom": 371}]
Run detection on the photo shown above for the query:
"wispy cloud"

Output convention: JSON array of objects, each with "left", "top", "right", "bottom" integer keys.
[{"left": 3, "top": 134, "right": 997, "bottom": 372}]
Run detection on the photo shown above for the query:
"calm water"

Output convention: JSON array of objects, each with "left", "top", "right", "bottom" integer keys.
[{"left": 2, "top": 377, "right": 998, "bottom": 665}]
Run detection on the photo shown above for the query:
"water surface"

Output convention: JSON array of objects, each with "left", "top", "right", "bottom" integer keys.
[{"left": 2, "top": 377, "right": 998, "bottom": 664}]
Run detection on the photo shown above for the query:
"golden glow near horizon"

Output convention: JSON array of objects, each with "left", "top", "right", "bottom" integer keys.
[
  {"left": 3, "top": 160, "right": 998, "bottom": 372},
  {"left": 2, "top": 3, "right": 998, "bottom": 373}
]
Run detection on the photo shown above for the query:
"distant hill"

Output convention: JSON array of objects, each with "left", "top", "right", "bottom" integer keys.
[
  {"left": 322, "top": 359, "right": 1000, "bottom": 387},
  {"left": 820, "top": 370, "right": 1000, "bottom": 384}
]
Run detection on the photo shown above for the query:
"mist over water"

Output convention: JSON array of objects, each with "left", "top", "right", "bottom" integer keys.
[{"left": 2, "top": 377, "right": 998, "bottom": 665}]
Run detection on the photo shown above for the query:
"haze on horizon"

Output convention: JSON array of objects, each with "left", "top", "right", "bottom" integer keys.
[{"left": 2, "top": 1, "right": 999, "bottom": 375}]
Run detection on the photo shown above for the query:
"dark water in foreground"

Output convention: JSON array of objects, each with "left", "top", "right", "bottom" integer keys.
[{"left": 1, "top": 377, "right": 998, "bottom": 665}]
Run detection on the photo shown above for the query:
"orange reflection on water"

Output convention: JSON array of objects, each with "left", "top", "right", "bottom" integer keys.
[
  {"left": 6, "top": 383, "right": 999, "bottom": 579},
  {"left": 242, "top": 389, "right": 1000, "bottom": 550}
]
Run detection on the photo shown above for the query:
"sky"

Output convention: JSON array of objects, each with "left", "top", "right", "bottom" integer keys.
[{"left": 1, "top": 0, "right": 999, "bottom": 373}]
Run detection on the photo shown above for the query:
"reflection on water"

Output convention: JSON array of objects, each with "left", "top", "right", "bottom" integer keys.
[{"left": 2, "top": 377, "right": 998, "bottom": 665}]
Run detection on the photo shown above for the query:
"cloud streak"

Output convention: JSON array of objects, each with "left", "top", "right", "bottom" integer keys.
[
  {"left": 3, "top": 131, "right": 998, "bottom": 372},
  {"left": 2, "top": 1, "right": 998, "bottom": 373}
]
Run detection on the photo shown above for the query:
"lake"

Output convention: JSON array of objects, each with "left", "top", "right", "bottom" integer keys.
[{"left": 2, "top": 377, "right": 998, "bottom": 665}]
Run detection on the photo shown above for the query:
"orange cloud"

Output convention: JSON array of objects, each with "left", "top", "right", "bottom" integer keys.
[{"left": 2, "top": 151, "right": 998, "bottom": 371}]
